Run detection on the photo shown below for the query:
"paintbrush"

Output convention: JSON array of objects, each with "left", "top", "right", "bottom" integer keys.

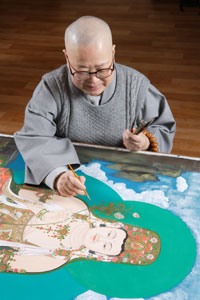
[
  {"left": 68, "top": 164, "right": 92, "bottom": 202},
  {"left": 132, "top": 120, "right": 153, "bottom": 135}
]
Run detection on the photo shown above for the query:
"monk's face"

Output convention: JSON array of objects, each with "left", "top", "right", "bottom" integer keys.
[
  {"left": 64, "top": 42, "right": 115, "bottom": 96},
  {"left": 83, "top": 226, "right": 126, "bottom": 256}
]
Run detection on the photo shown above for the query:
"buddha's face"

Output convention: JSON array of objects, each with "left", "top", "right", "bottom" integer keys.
[{"left": 83, "top": 226, "right": 126, "bottom": 256}]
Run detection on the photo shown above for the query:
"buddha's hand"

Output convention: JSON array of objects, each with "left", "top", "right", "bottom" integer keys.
[
  {"left": 54, "top": 170, "right": 86, "bottom": 197},
  {"left": 123, "top": 128, "right": 150, "bottom": 151}
]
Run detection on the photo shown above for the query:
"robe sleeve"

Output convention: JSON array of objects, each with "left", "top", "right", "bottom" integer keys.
[
  {"left": 14, "top": 78, "right": 80, "bottom": 185},
  {"left": 44, "top": 166, "right": 68, "bottom": 190},
  {"left": 137, "top": 84, "right": 176, "bottom": 153}
]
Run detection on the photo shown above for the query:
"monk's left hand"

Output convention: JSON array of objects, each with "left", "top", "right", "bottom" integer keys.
[{"left": 123, "top": 128, "right": 150, "bottom": 151}]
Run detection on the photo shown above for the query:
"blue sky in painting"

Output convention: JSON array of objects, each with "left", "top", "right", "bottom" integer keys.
[{"left": 75, "top": 161, "right": 200, "bottom": 300}]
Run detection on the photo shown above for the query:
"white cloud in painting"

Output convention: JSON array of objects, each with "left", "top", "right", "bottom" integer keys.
[
  {"left": 111, "top": 298, "right": 144, "bottom": 300},
  {"left": 176, "top": 176, "right": 188, "bottom": 192},
  {"left": 75, "top": 290, "right": 144, "bottom": 300},
  {"left": 151, "top": 288, "right": 188, "bottom": 300},
  {"left": 79, "top": 163, "right": 169, "bottom": 208},
  {"left": 74, "top": 290, "right": 107, "bottom": 300}
]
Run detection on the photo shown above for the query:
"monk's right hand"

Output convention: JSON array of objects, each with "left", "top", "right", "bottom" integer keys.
[{"left": 54, "top": 170, "right": 86, "bottom": 197}]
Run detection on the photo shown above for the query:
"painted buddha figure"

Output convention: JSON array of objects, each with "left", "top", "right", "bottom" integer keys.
[{"left": 0, "top": 168, "right": 161, "bottom": 273}]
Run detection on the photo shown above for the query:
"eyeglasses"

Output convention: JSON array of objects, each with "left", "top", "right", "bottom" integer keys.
[{"left": 68, "top": 57, "right": 114, "bottom": 81}]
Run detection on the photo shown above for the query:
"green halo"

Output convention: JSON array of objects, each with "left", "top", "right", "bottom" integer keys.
[{"left": 66, "top": 174, "right": 197, "bottom": 298}]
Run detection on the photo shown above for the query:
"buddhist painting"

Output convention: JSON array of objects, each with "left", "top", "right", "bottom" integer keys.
[{"left": 0, "top": 136, "right": 199, "bottom": 300}]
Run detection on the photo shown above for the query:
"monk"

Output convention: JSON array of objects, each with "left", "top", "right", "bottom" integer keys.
[{"left": 14, "top": 16, "right": 176, "bottom": 197}]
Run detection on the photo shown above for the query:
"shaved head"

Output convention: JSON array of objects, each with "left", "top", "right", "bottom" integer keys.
[{"left": 64, "top": 16, "right": 113, "bottom": 52}]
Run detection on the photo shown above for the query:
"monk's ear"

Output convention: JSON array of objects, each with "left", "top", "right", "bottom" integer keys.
[
  {"left": 62, "top": 49, "right": 68, "bottom": 61},
  {"left": 112, "top": 44, "right": 116, "bottom": 61},
  {"left": 112, "top": 44, "right": 116, "bottom": 55}
]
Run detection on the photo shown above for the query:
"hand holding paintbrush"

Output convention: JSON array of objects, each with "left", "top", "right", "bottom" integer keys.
[
  {"left": 54, "top": 166, "right": 90, "bottom": 199},
  {"left": 68, "top": 164, "right": 92, "bottom": 202}
]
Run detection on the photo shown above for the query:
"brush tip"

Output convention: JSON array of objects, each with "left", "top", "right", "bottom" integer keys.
[{"left": 87, "top": 194, "right": 92, "bottom": 202}]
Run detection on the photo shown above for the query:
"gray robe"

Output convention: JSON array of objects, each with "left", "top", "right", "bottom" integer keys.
[{"left": 14, "top": 63, "right": 176, "bottom": 187}]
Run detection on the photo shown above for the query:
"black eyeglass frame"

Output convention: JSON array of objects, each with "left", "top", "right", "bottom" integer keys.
[{"left": 67, "top": 57, "right": 115, "bottom": 81}]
